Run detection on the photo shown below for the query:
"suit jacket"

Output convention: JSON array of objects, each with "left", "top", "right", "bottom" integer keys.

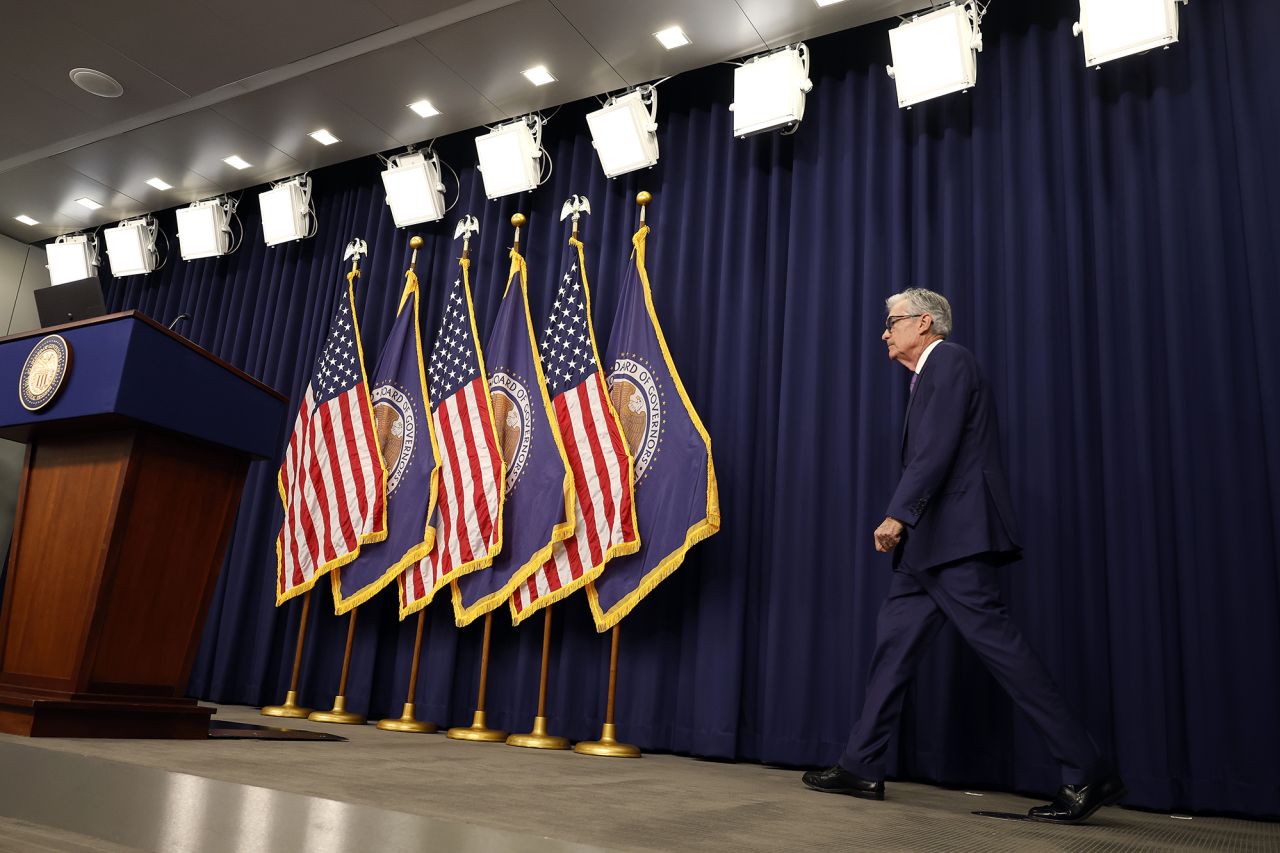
[{"left": 886, "top": 341, "right": 1022, "bottom": 570}]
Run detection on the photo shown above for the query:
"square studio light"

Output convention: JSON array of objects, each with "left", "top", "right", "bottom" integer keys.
[
  {"left": 1074, "top": 0, "right": 1183, "bottom": 67},
  {"left": 382, "top": 151, "right": 447, "bottom": 227},
  {"left": 654, "top": 26, "right": 690, "bottom": 49},
  {"left": 730, "top": 45, "right": 813, "bottom": 138},
  {"left": 176, "top": 198, "right": 235, "bottom": 260},
  {"left": 103, "top": 217, "right": 159, "bottom": 277},
  {"left": 522, "top": 65, "right": 556, "bottom": 86},
  {"left": 475, "top": 119, "right": 543, "bottom": 200},
  {"left": 887, "top": 4, "right": 982, "bottom": 108},
  {"left": 46, "top": 235, "right": 98, "bottom": 285},
  {"left": 408, "top": 99, "right": 440, "bottom": 118},
  {"left": 259, "top": 176, "right": 313, "bottom": 246},
  {"left": 586, "top": 90, "right": 660, "bottom": 178}
]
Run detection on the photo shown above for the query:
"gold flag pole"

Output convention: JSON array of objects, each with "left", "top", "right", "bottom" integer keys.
[
  {"left": 262, "top": 589, "right": 314, "bottom": 717},
  {"left": 574, "top": 624, "right": 640, "bottom": 757},
  {"left": 574, "top": 192, "right": 650, "bottom": 758},
  {"left": 507, "top": 606, "right": 569, "bottom": 749},
  {"left": 307, "top": 240, "right": 375, "bottom": 727},
  {"left": 308, "top": 608, "right": 366, "bottom": 724},
  {"left": 447, "top": 213, "right": 525, "bottom": 744},
  {"left": 377, "top": 609, "right": 436, "bottom": 733},
  {"left": 447, "top": 611, "right": 508, "bottom": 741},
  {"left": 511, "top": 212, "right": 526, "bottom": 252},
  {"left": 378, "top": 233, "right": 453, "bottom": 735}
]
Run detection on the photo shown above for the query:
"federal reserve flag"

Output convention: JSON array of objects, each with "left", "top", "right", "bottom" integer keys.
[
  {"left": 331, "top": 269, "right": 441, "bottom": 614},
  {"left": 587, "top": 225, "right": 720, "bottom": 631},
  {"left": 451, "top": 248, "right": 574, "bottom": 626},
  {"left": 276, "top": 270, "right": 387, "bottom": 605},
  {"left": 398, "top": 256, "right": 505, "bottom": 618},
  {"left": 509, "top": 235, "right": 639, "bottom": 626}
]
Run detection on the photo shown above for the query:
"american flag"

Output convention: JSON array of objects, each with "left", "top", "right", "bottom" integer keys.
[
  {"left": 400, "top": 261, "right": 504, "bottom": 616},
  {"left": 276, "top": 272, "right": 386, "bottom": 605},
  {"left": 510, "top": 238, "right": 638, "bottom": 623}
]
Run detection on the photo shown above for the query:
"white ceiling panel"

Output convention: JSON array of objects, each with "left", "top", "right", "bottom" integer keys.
[
  {"left": 735, "top": 0, "right": 930, "bottom": 49},
  {"left": 370, "top": 0, "right": 494, "bottom": 27},
  {"left": 211, "top": 80, "right": 401, "bottom": 171},
  {"left": 50, "top": 136, "right": 222, "bottom": 212},
  {"left": 548, "top": 0, "right": 765, "bottom": 85},
  {"left": 56, "top": 0, "right": 393, "bottom": 95},
  {"left": 417, "top": 0, "right": 627, "bottom": 117},
  {"left": 120, "top": 110, "right": 301, "bottom": 188},
  {"left": 0, "top": 160, "right": 143, "bottom": 243},
  {"left": 2, "top": 8, "right": 190, "bottom": 129},
  {"left": 0, "top": 0, "right": 918, "bottom": 243},
  {"left": 0, "top": 82, "right": 99, "bottom": 162},
  {"left": 305, "top": 41, "right": 504, "bottom": 148}
]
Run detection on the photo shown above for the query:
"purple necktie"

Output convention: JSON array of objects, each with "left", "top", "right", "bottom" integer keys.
[{"left": 910, "top": 373, "right": 919, "bottom": 394}]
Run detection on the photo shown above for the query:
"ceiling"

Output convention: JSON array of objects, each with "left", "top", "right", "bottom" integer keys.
[{"left": 0, "top": 0, "right": 928, "bottom": 244}]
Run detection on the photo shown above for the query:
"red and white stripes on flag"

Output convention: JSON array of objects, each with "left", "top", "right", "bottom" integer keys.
[
  {"left": 399, "top": 260, "right": 504, "bottom": 617},
  {"left": 510, "top": 236, "right": 638, "bottom": 624},
  {"left": 276, "top": 272, "right": 387, "bottom": 605}
]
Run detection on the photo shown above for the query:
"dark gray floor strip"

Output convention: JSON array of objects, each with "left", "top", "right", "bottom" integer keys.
[{"left": 0, "top": 740, "right": 616, "bottom": 853}]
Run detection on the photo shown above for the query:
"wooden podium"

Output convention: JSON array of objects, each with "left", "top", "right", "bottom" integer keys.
[{"left": 0, "top": 312, "right": 286, "bottom": 737}]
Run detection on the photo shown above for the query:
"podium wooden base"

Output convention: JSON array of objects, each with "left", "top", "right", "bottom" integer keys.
[
  {"left": 0, "top": 313, "right": 287, "bottom": 741},
  {"left": 0, "top": 689, "right": 213, "bottom": 738}
]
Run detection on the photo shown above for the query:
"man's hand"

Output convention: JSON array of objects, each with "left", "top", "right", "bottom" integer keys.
[{"left": 874, "top": 517, "right": 905, "bottom": 553}]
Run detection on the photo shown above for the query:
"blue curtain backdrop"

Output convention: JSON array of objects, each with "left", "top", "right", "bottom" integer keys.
[{"left": 98, "top": 0, "right": 1279, "bottom": 817}]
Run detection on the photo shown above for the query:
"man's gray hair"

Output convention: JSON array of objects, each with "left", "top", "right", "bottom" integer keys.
[{"left": 886, "top": 287, "right": 952, "bottom": 339}]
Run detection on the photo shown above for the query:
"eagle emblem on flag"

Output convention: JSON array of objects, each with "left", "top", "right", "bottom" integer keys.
[
  {"left": 371, "top": 382, "right": 419, "bottom": 493},
  {"left": 608, "top": 355, "right": 664, "bottom": 482},
  {"left": 487, "top": 369, "right": 535, "bottom": 492}
]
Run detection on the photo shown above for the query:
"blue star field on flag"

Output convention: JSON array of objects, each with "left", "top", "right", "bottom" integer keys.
[{"left": 539, "top": 258, "right": 596, "bottom": 393}]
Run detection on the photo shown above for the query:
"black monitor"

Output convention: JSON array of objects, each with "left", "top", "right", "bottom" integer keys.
[{"left": 34, "top": 276, "right": 108, "bottom": 328}]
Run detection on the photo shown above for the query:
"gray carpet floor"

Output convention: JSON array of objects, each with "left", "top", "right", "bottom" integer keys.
[{"left": 1, "top": 704, "right": 1276, "bottom": 852}]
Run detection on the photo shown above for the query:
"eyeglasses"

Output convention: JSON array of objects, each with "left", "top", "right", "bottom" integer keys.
[{"left": 884, "top": 314, "right": 922, "bottom": 332}]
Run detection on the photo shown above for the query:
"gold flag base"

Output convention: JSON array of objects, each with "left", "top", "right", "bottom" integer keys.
[
  {"left": 573, "top": 723, "right": 641, "bottom": 758},
  {"left": 447, "top": 710, "right": 507, "bottom": 742},
  {"left": 376, "top": 702, "right": 438, "bottom": 733},
  {"left": 308, "top": 695, "right": 365, "bottom": 725},
  {"left": 507, "top": 716, "right": 569, "bottom": 750},
  {"left": 261, "top": 690, "right": 312, "bottom": 719}
]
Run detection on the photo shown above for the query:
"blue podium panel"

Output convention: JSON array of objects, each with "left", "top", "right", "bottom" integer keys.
[{"left": 0, "top": 312, "right": 286, "bottom": 459}]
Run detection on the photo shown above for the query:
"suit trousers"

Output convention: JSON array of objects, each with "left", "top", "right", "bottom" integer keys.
[{"left": 839, "top": 556, "right": 1103, "bottom": 785}]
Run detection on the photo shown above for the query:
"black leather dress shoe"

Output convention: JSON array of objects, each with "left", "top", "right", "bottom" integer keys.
[
  {"left": 801, "top": 765, "right": 885, "bottom": 800},
  {"left": 1027, "top": 775, "right": 1126, "bottom": 824}
]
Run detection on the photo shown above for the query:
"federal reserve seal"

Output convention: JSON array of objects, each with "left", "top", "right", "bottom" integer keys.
[
  {"left": 371, "top": 383, "right": 417, "bottom": 494},
  {"left": 19, "top": 334, "right": 71, "bottom": 412},
  {"left": 608, "top": 356, "right": 663, "bottom": 481},
  {"left": 488, "top": 369, "right": 534, "bottom": 493}
]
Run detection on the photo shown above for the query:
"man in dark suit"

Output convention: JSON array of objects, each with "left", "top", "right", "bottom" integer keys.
[{"left": 802, "top": 288, "right": 1124, "bottom": 824}]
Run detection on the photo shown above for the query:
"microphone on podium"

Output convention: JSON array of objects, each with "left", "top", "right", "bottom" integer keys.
[{"left": 167, "top": 313, "right": 192, "bottom": 333}]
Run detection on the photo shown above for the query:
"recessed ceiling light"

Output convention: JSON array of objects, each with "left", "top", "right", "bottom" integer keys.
[
  {"left": 408, "top": 99, "right": 440, "bottom": 118},
  {"left": 15, "top": 215, "right": 39, "bottom": 226},
  {"left": 75, "top": 197, "right": 102, "bottom": 210},
  {"left": 522, "top": 65, "right": 556, "bottom": 86},
  {"left": 815, "top": 0, "right": 849, "bottom": 6},
  {"left": 223, "top": 155, "right": 252, "bottom": 170},
  {"left": 309, "top": 128, "right": 340, "bottom": 146},
  {"left": 69, "top": 67, "right": 124, "bottom": 98},
  {"left": 654, "top": 26, "right": 690, "bottom": 49},
  {"left": 146, "top": 177, "right": 173, "bottom": 191}
]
